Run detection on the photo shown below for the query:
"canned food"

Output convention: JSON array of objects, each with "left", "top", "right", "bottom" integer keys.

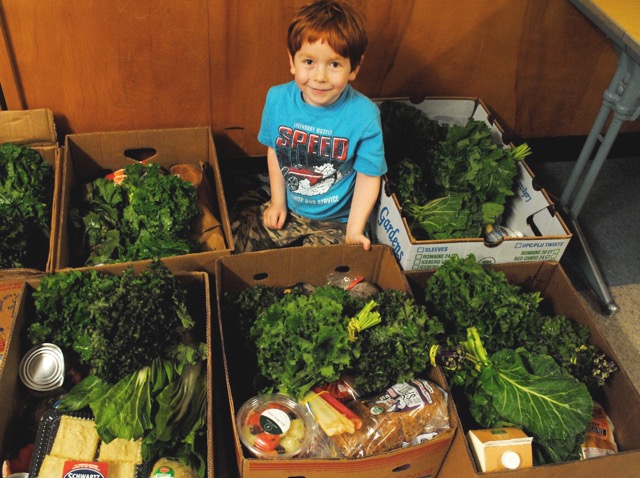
[{"left": 19, "top": 343, "right": 65, "bottom": 393}]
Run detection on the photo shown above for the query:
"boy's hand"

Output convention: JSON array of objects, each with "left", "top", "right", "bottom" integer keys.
[
  {"left": 263, "top": 201, "right": 288, "bottom": 229},
  {"left": 346, "top": 232, "right": 371, "bottom": 251}
]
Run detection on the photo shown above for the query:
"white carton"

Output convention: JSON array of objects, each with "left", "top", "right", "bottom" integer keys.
[{"left": 373, "top": 98, "right": 571, "bottom": 270}]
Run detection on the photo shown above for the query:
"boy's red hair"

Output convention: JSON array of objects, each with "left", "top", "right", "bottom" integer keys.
[{"left": 287, "top": 0, "right": 367, "bottom": 69}]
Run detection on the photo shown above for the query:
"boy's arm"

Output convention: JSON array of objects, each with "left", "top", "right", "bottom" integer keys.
[
  {"left": 263, "top": 147, "right": 288, "bottom": 229},
  {"left": 346, "top": 172, "right": 381, "bottom": 251}
]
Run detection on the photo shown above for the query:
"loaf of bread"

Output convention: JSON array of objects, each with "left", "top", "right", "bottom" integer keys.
[{"left": 330, "top": 378, "right": 451, "bottom": 458}]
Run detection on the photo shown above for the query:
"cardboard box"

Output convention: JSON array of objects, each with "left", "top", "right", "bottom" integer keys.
[
  {"left": 0, "top": 280, "right": 22, "bottom": 370},
  {"left": 0, "top": 271, "right": 215, "bottom": 477},
  {"left": 215, "top": 244, "right": 456, "bottom": 478},
  {"left": 402, "top": 261, "right": 640, "bottom": 477},
  {"left": 373, "top": 98, "right": 572, "bottom": 270},
  {"left": 54, "top": 126, "right": 233, "bottom": 275},
  {"left": 0, "top": 109, "right": 61, "bottom": 274}
]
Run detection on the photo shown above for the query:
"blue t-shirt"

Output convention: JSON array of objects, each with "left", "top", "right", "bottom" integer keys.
[{"left": 258, "top": 81, "right": 387, "bottom": 222}]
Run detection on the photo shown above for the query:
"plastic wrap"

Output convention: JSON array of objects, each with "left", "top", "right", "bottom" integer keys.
[{"left": 329, "top": 378, "right": 450, "bottom": 458}]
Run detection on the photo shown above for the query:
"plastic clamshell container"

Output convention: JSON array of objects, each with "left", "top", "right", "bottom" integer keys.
[{"left": 236, "top": 393, "right": 317, "bottom": 459}]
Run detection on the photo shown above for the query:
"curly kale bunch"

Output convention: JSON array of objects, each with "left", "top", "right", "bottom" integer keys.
[
  {"left": 351, "top": 289, "right": 445, "bottom": 395},
  {"left": 0, "top": 144, "right": 54, "bottom": 269},
  {"left": 424, "top": 254, "right": 617, "bottom": 391},
  {"left": 29, "top": 260, "right": 196, "bottom": 383},
  {"left": 69, "top": 161, "right": 201, "bottom": 266}
]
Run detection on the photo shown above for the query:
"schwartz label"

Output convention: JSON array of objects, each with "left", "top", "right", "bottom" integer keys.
[{"left": 63, "top": 461, "right": 109, "bottom": 478}]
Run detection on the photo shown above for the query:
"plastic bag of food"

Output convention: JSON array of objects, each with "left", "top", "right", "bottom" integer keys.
[
  {"left": 329, "top": 378, "right": 450, "bottom": 458},
  {"left": 325, "top": 272, "right": 380, "bottom": 299},
  {"left": 580, "top": 401, "right": 618, "bottom": 459}
]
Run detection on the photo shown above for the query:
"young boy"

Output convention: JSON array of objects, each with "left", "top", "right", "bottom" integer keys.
[{"left": 232, "top": 0, "right": 387, "bottom": 253}]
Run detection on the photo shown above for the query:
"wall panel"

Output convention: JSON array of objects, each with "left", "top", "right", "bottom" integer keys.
[{"left": 0, "top": 0, "right": 634, "bottom": 158}]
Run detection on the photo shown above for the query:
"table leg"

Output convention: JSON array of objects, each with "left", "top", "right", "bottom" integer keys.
[{"left": 559, "top": 50, "right": 640, "bottom": 317}]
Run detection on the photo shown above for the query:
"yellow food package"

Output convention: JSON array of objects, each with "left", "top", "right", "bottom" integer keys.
[{"left": 581, "top": 401, "right": 618, "bottom": 459}]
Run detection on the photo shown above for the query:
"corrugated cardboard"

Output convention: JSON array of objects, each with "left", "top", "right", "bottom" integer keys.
[
  {"left": 403, "top": 261, "right": 640, "bottom": 477},
  {"left": 0, "top": 280, "right": 23, "bottom": 373},
  {"left": 0, "top": 109, "right": 57, "bottom": 146},
  {"left": 0, "top": 271, "right": 215, "bottom": 477},
  {"left": 373, "top": 98, "right": 572, "bottom": 270},
  {"left": 54, "top": 127, "right": 233, "bottom": 275},
  {"left": 215, "top": 244, "right": 456, "bottom": 478},
  {"left": 0, "top": 109, "right": 61, "bottom": 275}
]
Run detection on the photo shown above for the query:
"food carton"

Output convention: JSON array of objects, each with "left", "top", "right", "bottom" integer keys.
[
  {"left": 54, "top": 126, "right": 233, "bottom": 275},
  {"left": 214, "top": 244, "right": 456, "bottom": 478},
  {"left": 403, "top": 261, "right": 640, "bottom": 477},
  {"left": 373, "top": 98, "right": 571, "bottom": 270},
  {"left": 0, "top": 109, "right": 60, "bottom": 274}
]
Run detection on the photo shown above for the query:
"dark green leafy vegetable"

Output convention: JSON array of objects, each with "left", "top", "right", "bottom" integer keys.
[
  {"left": 224, "top": 284, "right": 445, "bottom": 399},
  {"left": 461, "top": 327, "right": 593, "bottom": 463},
  {"left": 0, "top": 143, "right": 54, "bottom": 269},
  {"left": 423, "top": 254, "right": 617, "bottom": 391},
  {"left": 352, "top": 289, "right": 444, "bottom": 395},
  {"left": 69, "top": 161, "right": 201, "bottom": 266},
  {"left": 250, "top": 286, "right": 379, "bottom": 400},
  {"left": 29, "top": 260, "right": 196, "bottom": 383},
  {"left": 379, "top": 101, "right": 531, "bottom": 239}
]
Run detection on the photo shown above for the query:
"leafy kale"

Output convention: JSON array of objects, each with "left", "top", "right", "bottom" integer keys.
[
  {"left": 0, "top": 143, "right": 54, "bottom": 269},
  {"left": 250, "top": 286, "right": 358, "bottom": 400},
  {"left": 423, "top": 254, "right": 617, "bottom": 392},
  {"left": 424, "top": 253, "right": 542, "bottom": 354},
  {"left": 351, "top": 289, "right": 444, "bottom": 395},
  {"left": 69, "top": 162, "right": 201, "bottom": 266},
  {"left": 379, "top": 101, "right": 531, "bottom": 239},
  {"left": 29, "top": 260, "right": 197, "bottom": 383},
  {"left": 224, "top": 284, "right": 444, "bottom": 399}
]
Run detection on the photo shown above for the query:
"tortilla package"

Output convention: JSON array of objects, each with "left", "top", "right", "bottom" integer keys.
[{"left": 330, "top": 378, "right": 450, "bottom": 458}]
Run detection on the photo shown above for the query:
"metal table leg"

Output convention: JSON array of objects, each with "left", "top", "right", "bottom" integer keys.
[{"left": 560, "top": 49, "right": 640, "bottom": 317}]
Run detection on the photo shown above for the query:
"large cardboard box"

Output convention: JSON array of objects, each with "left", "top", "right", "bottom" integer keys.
[
  {"left": 402, "top": 261, "right": 640, "bottom": 477},
  {"left": 0, "top": 271, "right": 214, "bottom": 477},
  {"left": 215, "top": 244, "right": 457, "bottom": 478},
  {"left": 0, "top": 109, "right": 60, "bottom": 274},
  {"left": 54, "top": 126, "right": 233, "bottom": 275},
  {"left": 373, "top": 98, "right": 572, "bottom": 270}
]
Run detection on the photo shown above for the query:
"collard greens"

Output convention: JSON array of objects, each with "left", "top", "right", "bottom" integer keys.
[{"left": 379, "top": 101, "right": 530, "bottom": 239}]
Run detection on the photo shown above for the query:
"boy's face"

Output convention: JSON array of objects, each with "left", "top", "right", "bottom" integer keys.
[{"left": 289, "top": 40, "right": 361, "bottom": 108}]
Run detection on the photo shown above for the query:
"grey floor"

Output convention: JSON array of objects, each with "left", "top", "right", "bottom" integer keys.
[
  {"left": 527, "top": 146, "right": 640, "bottom": 396},
  {"left": 529, "top": 155, "right": 640, "bottom": 289}
]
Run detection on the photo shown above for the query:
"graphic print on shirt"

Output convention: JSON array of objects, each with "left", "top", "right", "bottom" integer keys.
[{"left": 275, "top": 124, "right": 351, "bottom": 197}]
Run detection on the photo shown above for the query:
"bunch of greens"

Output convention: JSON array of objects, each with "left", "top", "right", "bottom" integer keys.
[
  {"left": 351, "top": 289, "right": 444, "bottom": 395},
  {"left": 69, "top": 161, "right": 201, "bottom": 266},
  {"left": 423, "top": 254, "right": 617, "bottom": 392},
  {"left": 379, "top": 100, "right": 448, "bottom": 205},
  {"left": 34, "top": 261, "right": 208, "bottom": 476},
  {"left": 249, "top": 285, "right": 382, "bottom": 400},
  {"left": 58, "top": 357, "right": 208, "bottom": 477},
  {"left": 379, "top": 101, "right": 531, "bottom": 239},
  {"left": 0, "top": 143, "right": 54, "bottom": 269},
  {"left": 460, "top": 327, "right": 593, "bottom": 464},
  {"left": 29, "top": 260, "right": 197, "bottom": 384},
  {"left": 224, "top": 284, "right": 445, "bottom": 399}
]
